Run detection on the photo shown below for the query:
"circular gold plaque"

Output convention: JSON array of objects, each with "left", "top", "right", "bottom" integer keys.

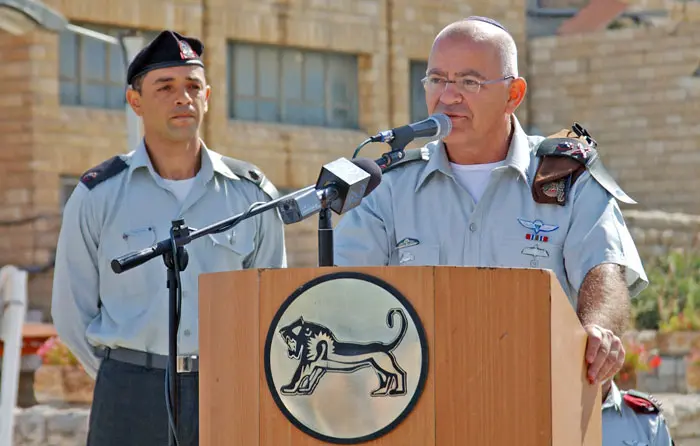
[{"left": 264, "top": 272, "right": 429, "bottom": 444}]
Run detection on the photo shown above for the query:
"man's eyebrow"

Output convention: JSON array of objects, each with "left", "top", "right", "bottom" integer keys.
[
  {"left": 152, "top": 76, "right": 204, "bottom": 84},
  {"left": 425, "top": 68, "right": 486, "bottom": 80}
]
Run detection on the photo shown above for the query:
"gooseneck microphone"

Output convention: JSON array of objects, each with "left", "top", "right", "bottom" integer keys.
[
  {"left": 369, "top": 113, "right": 452, "bottom": 146},
  {"left": 277, "top": 158, "right": 382, "bottom": 225}
]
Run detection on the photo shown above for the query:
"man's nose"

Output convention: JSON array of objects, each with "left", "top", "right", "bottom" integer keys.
[
  {"left": 174, "top": 87, "right": 193, "bottom": 105},
  {"left": 439, "top": 82, "right": 463, "bottom": 104}
]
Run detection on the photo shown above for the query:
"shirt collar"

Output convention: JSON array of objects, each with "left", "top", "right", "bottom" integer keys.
[
  {"left": 602, "top": 381, "right": 623, "bottom": 414},
  {"left": 415, "top": 115, "right": 532, "bottom": 192},
  {"left": 128, "top": 138, "right": 240, "bottom": 182}
]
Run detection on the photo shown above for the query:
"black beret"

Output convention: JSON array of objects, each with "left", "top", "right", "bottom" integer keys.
[{"left": 126, "top": 30, "right": 204, "bottom": 85}]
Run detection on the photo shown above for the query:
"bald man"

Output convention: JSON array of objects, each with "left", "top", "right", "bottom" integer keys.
[{"left": 334, "top": 16, "right": 647, "bottom": 385}]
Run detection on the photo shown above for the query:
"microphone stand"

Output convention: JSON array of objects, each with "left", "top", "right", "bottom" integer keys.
[
  {"left": 373, "top": 133, "right": 412, "bottom": 171},
  {"left": 110, "top": 192, "right": 296, "bottom": 446},
  {"left": 318, "top": 189, "right": 334, "bottom": 267}
]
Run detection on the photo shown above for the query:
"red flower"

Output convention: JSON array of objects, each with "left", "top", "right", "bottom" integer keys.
[{"left": 649, "top": 355, "right": 662, "bottom": 369}]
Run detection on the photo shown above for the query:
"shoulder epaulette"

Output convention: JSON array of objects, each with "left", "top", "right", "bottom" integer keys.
[
  {"left": 622, "top": 389, "right": 662, "bottom": 415},
  {"left": 79, "top": 156, "right": 128, "bottom": 191},
  {"left": 532, "top": 122, "right": 636, "bottom": 206},
  {"left": 220, "top": 156, "right": 280, "bottom": 200},
  {"left": 381, "top": 148, "right": 427, "bottom": 174}
]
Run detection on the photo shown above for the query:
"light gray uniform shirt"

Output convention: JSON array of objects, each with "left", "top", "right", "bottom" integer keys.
[
  {"left": 603, "top": 381, "right": 674, "bottom": 446},
  {"left": 334, "top": 117, "right": 647, "bottom": 307},
  {"left": 51, "top": 140, "right": 286, "bottom": 378}
]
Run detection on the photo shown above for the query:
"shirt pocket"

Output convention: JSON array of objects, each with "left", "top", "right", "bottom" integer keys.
[
  {"left": 391, "top": 243, "right": 440, "bottom": 266},
  {"left": 206, "top": 226, "right": 256, "bottom": 270},
  {"left": 104, "top": 225, "right": 161, "bottom": 318}
]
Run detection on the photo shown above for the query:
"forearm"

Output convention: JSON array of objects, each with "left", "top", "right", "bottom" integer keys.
[{"left": 576, "top": 263, "right": 631, "bottom": 335}]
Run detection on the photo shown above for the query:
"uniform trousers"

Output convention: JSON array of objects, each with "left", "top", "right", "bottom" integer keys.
[{"left": 86, "top": 357, "right": 199, "bottom": 446}]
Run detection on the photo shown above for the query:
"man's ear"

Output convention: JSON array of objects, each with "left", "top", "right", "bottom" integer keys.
[
  {"left": 506, "top": 77, "right": 527, "bottom": 114},
  {"left": 126, "top": 88, "right": 143, "bottom": 117},
  {"left": 203, "top": 84, "right": 211, "bottom": 114}
]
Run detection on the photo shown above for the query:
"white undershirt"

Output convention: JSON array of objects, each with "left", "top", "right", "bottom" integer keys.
[
  {"left": 161, "top": 177, "right": 196, "bottom": 203},
  {"left": 449, "top": 160, "right": 506, "bottom": 204}
]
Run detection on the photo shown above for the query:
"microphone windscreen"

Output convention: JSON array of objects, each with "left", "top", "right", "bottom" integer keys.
[
  {"left": 430, "top": 113, "right": 453, "bottom": 140},
  {"left": 351, "top": 158, "right": 383, "bottom": 196}
]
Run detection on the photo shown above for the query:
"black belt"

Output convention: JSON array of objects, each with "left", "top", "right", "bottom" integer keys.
[{"left": 94, "top": 346, "right": 199, "bottom": 373}]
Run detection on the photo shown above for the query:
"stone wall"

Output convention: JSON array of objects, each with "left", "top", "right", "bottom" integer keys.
[
  {"left": 624, "top": 210, "right": 700, "bottom": 261},
  {"left": 11, "top": 399, "right": 700, "bottom": 445},
  {"left": 527, "top": 23, "right": 700, "bottom": 214}
]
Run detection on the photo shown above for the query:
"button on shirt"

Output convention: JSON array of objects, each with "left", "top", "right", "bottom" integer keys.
[
  {"left": 334, "top": 117, "right": 648, "bottom": 307},
  {"left": 51, "top": 141, "right": 287, "bottom": 378},
  {"left": 603, "top": 382, "right": 674, "bottom": 446}
]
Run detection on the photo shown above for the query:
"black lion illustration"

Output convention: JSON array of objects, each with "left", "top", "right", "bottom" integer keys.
[{"left": 277, "top": 308, "right": 408, "bottom": 397}]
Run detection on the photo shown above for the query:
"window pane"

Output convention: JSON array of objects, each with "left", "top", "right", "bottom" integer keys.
[
  {"left": 109, "top": 45, "right": 126, "bottom": 84},
  {"left": 233, "top": 45, "right": 256, "bottom": 96},
  {"left": 108, "top": 85, "right": 126, "bottom": 109},
  {"left": 282, "top": 102, "right": 305, "bottom": 125},
  {"left": 81, "top": 83, "right": 107, "bottom": 108},
  {"left": 304, "top": 53, "right": 325, "bottom": 105},
  {"left": 60, "top": 81, "right": 79, "bottom": 105},
  {"left": 326, "top": 55, "right": 358, "bottom": 128},
  {"left": 303, "top": 106, "right": 325, "bottom": 126},
  {"left": 257, "top": 47, "right": 279, "bottom": 99},
  {"left": 81, "top": 37, "right": 107, "bottom": 82},
  {"left": 281, "top": 50, "right": 302, "bottom": 100},
  {"left": 256, "top": 100, "right": 278, "bottom": 122},
  {"left": 410, "top": 61, "right": 429, "bottom": 122},
  {"left": 233, "top": 98, "right": 257, "bottom": 120},
  {"left": 59, "top": 30, "right": 77, "bottom": 80}
]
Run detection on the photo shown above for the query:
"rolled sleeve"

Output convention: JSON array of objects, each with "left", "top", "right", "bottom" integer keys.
[
  {"left": 50, "top": 185, "right": 102, "bottom": 378},
  {"left": 652, "top": 416, "right": 674, "bottom": 446},
  {"left": 563, "top": 172, "right": 648, "bottom": 299},
  {"left": 334, "top": 188, "right": 393, "bottom": 267}
]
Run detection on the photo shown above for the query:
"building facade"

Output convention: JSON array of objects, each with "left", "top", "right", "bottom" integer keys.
[
  {"left": 0, "top": 0, "right": 529, "bottom": 315},
  {"left": 2, "top": 0, "right": 699, "bottom": 317}
]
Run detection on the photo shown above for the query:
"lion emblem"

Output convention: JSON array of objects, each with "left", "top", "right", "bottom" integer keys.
[{"left": 277, "top": 308, "right": 408, "bottom": 397}]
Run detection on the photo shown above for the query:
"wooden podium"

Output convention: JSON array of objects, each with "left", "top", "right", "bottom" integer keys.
[{"left": 199, "top": 266, "right": 601, "bottom": 446}]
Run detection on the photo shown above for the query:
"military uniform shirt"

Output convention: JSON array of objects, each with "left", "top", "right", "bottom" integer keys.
[
  {"left": 334, "top": 117, "right": 647, "bottom": 307},
  {"left": 603, "top": 381, "right": 674, "bottom": 446},
  {"left": 51, "top": 141, "right": 286, "bottom": 378}
]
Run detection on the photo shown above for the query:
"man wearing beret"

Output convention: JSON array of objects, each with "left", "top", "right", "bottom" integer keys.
[{"left": 51, "top": 30, "right": 286, "bottom": 445}]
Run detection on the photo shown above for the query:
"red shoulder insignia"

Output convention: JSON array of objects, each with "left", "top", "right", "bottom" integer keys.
[{"left": 623, "top": 390, "right": 662, "bottom": 414}]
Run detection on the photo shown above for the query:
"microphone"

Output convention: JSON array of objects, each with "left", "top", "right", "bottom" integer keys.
[
  {"left": 369, "top": 113, "right": 452, "bottom": 145},
  {"left": 278, "top": 158, "right": 382, "bottom": 225}
]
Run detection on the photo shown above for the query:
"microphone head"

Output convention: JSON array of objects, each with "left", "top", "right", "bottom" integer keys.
[
  {"left": 429, "top": 113, "right": 453, "bottom": 140},
  {"left": 351, "top": 157, "right": 383, "bottom": 196}
]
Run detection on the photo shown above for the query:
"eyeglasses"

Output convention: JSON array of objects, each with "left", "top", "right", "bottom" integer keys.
[{"left": 421, "top": 75, "right": 515, "bottom": 95}]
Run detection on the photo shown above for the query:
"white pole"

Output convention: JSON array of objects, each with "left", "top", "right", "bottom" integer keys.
[
  {"left": 0, "top": 266, "right": 28, "bottom": 446},
  {"left": 121, "top": 36, "right": 145, "bottom": 150}
]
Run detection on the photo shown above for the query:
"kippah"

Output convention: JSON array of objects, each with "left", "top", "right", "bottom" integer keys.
[
  {"left": 126, "top": 30, "right": 204, "bottom": 85},
  {"left": 463, "top": 16, "right": 510, "bottom": 33}
]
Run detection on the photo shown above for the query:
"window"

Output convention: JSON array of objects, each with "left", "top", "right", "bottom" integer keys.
[
  {"left": 59, "top": 24, "right": 158, "bottom": 109},
  {"left": 59, "top": 176, "right": 81, "bottom": 209},
  {"left": 228, "top": 43, "right": 359, "bottom": 129},
  {"left": 409, "top": 61, "right": 428, "bottom": 123}
]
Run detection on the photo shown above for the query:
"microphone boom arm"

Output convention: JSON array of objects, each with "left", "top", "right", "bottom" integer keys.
[{"left": 109, "top": 188, "right": 310, "bottom": 274}]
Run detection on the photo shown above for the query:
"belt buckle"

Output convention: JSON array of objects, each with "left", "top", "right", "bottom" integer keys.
[{"left": 176, "top": 355, "right": 198, "bottom": 373}]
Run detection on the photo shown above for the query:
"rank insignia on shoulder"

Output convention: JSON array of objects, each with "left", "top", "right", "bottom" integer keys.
[
  {"left": 79, "top": 156, "right": 128, "bottom": 191},
  {"left": 623, "top": 390, "right": 662, "bottom": 414},
  {"left": 532, "top": 122, "right": 636, "bottom": 206}
]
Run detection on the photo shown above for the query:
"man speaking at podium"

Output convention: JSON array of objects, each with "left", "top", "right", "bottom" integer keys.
[
  {"left": 334, "top": 17, "right": 647, "bottom": 387},
  {"left": 51, "top": 31, "right": 286, "bottom": 446}
]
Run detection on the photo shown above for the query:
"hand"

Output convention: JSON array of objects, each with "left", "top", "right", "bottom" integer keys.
[{"left": 583, "top": 324, "right": 624, "bottom": 385}]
